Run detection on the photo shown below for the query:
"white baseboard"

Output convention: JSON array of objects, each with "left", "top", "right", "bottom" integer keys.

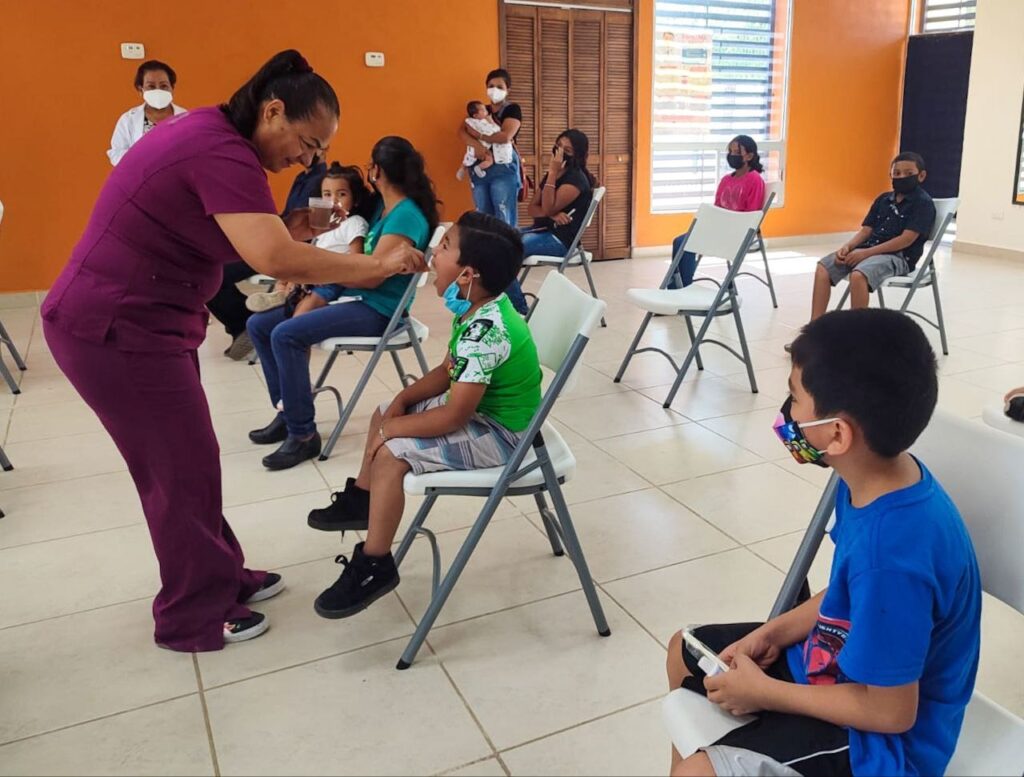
[
  {"left": 952, "top": 240, "right": 1024, "bottom": 261},
  {"left": 631, "top": 232, "right": 852, "bottom": 258}
]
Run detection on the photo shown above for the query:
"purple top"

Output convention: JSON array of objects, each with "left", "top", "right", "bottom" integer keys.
[{"left": 42, "top": 107, "right": 278, "bottom": 352}]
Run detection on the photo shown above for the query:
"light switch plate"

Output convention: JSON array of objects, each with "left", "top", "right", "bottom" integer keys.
[
  {"left": 121, "top": 42, "right": 145, "bottom": 60},
  {"left": 364, "top": 51, "right": 385, "bottom": 68}
]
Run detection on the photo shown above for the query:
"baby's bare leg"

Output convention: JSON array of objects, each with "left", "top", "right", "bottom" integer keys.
[{"left": 292, "top": 291, "right": 327, "bottom": 317}]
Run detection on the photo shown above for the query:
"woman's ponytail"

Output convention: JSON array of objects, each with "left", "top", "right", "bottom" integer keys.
[
  {"left": 732, "top": 134, "right": 764, "bottom": 174},
  {"left": 221, "top": 49, "right": 339, "bottom": 139},
  {"left": 371, "top": 136, "right": 441, "bottom": 235}
]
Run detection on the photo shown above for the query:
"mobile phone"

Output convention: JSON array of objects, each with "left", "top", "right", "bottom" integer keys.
[{"left": 683, "top": 628, "right": 730, "bottom": 676}]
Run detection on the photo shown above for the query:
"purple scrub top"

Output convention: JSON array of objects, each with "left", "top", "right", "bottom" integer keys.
[{"left": 42, "top": 107, "right": 278, "bottom": 352}]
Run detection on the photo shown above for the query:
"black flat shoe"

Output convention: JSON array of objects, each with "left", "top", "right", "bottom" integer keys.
[
  {"left": 262, "top": 434, "right": 322, "bottom": 471},
  {"left": 249, "top": 414, "right": 288, "bottom": 445}
]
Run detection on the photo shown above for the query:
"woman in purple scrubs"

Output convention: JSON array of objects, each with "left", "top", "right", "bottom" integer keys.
[{"left": 41, "top": 50, "right": 424, "bottom": 652}]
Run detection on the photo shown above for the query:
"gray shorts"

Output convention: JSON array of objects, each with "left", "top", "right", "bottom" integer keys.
[
  {"left": 819, "top": 252, "right": 909, "bottom": 292},
  {"left": 380, "top": 395, "right": 522, "bottom": 475}
]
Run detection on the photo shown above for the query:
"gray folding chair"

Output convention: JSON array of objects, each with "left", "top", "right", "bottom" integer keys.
[
  {"left": 614, "top": 205, "right": 763, "bottom": 407},
  {"left": 664, "top": 411, "right": 1024, "bottom": 773},
  {"left": 519, "top": 186, "right": 607, "bottom": 327},
  {"left": 835, "top": 197, "right": 957, "bottom": 354},
  {"left": 391, "top": 271, "right": 609, "bottom": 669},
  {"left": 0, "top": 199, "right": 27, "bottom": 394},
  {"left": 313, "top": 225, "right": 446, "bottom": 460}
]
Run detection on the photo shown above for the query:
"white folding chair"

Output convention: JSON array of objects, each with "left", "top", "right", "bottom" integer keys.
[
  {"left": 313, "top": 225, "right": 446, "bottom": 459},
  {"left": 615, "top": 205, "right": 763, "bottom": 407},
  {"left": 835, "top": 198, "right": 957, "bottom": 354},
  {"left": 664, "top": 411, "right": 1024, "bottom": 774},
  {"left": 0, "top": 199, "right": 27, "bottom": 394},
  {"left": 391, "top": 271, "right": 609, "bottom": 669},
  {"left": 690, "top": 184, "right": 779, "bottom": 309},
  {"left": 519, "top": 186, "right": 607, "bottom": 327}
]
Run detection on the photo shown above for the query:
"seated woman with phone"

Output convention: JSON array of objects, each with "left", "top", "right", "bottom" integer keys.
[{"left": 509, "top": 128, "right": 595, "bottom": 315}]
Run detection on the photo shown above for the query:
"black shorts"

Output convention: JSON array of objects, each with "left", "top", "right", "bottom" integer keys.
[{"left": 681, "top": 623, "right": 852, "bottom": 777}]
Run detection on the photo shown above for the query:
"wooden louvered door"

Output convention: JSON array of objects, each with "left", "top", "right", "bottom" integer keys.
[{"left": 502, "top": 2, "right": 634, "bottom": 260}]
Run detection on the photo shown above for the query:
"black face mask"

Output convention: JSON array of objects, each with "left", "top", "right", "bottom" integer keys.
[
  {"left": 553, "top": 145, "right": 576, "bottom": 167},
  {"left": 726, "top": 154, "right": 745, "bottom": 170},
  {"left": 892, "top": 176, "right": 919, "bottom": 194}
]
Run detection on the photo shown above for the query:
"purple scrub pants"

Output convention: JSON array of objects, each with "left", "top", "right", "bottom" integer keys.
[{"left": 44, "top": 321, "right": 266, "bottom": 651}]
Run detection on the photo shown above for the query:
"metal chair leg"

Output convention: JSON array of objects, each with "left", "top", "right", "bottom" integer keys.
[
  {"left": 757, "top": 231, "right": 778, "bottom": 308},
  {"left": 664, "top": 311, "right": 717, "bottom": 408},
  {"left": 834, "top": 285, "right": 851, "bottom": 311},
  {"left": 732, "top": 306, "right": 759, "bottom": 394},
  {"left": 394, "top": 494, "right": 438, "bottom": 567},
  {"left": 533, "top": 492, "right": 565, "bottom": 557},
  {"left": 540, "top": 458, "right": 610, "bottom": 637},
  {"left": 579, "top": 257, "right": 607, "bottom": 328},
  {"left": 396, "top": 487, "right": 508, "bottom": 670},
  {"left": 931, "top": 275, "right": 950, "bottom": 355},
  {"left": 318, "top": 348, "right": 387, "bottom": 460},
  {"left": 876, "top": 285, "right": 887, "bottom": 309},
  {"left": 614, "top": 312, "right": 654, "bottom": 383},
  {"left": 0, "top": 321, "right": 26, "bottom": 371},
  {"left": 682, "top": 315, "right": 704, "bottom": 371},
  {"left": 0, "top": 444, "right": 13, "bottom": 472},
  {"left": 0, "top": 357, "right": 20, "bottom": 394}
]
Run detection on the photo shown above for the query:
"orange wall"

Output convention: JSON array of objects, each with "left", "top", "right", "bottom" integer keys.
[
  {"left": 0, "top": 1, "right": 498, "bottom": 292},
  {"left": 634, "top": 0, "right": 912, "bottom": 246}
]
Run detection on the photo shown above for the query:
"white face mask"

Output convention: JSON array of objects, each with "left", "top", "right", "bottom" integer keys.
[
  {"left": 142, "top": 89, "right": 173, "bottom": 110},
  {"left": 486, "top": 87, "right": 508, "bottom": 104}
]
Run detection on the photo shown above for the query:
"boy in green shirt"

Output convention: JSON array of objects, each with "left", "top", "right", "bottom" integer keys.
[{"left": 309, "top": 212, "right": 542, "bottom": 619}]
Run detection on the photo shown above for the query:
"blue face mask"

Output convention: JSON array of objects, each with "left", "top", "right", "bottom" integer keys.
[{"left": 443, "top": 278, "right": 473, "bottom": 316}]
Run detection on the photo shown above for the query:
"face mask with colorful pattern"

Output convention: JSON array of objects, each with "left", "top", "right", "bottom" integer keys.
[{"left": 772, "top": 396, "right": 838, "bottom": 467}]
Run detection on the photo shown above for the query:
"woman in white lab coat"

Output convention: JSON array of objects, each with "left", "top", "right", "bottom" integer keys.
[{"left": 107, "top": 59, "right": 186, "bottom": 165}]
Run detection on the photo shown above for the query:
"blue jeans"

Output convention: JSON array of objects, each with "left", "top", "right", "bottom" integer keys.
[
  {"left": 668, "top": 234, "right": 698, "bottom": 289},
  {"left": 471, "top": 161, "right": 520, "bottom": 227},
  {"left": 247, "top": 301, "right": 390, "bottom": 438},
  {"left": 507, "top": 229, "right": 565, "bottom": 316}
]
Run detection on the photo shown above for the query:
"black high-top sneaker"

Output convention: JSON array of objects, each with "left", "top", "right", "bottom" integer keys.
[
  {"left": 307, "top": 478, "right": 370, "bottom": 532},
  {"left": 314, "top": 542, "right": 399, "bottom": 619}
]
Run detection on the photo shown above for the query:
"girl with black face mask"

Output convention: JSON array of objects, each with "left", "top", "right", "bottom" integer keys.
[
  {"left": 668, "top": 135, "right": 767, "bottom": 289},
  {"left": 508, "top": 129, "right": 597, "bottom": 313}
]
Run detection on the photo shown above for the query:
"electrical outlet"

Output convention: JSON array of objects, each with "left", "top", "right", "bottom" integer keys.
[
  {"left": 364, "top": 52, "right": 385, "bottom": 68},
  {"left": 120, "top": 42, "right": 145, "bottom": 60}
]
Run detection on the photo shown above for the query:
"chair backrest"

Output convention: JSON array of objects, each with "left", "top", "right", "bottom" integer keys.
[
  {"left": 911, "top": 410, "right": 1024, "bottom": 615},
  {"left": 528, "top": 271, "right": 606, "bottom": 387},
  {"left": 562, "top": 186, "right": 606, "bottom": 259},
  {"left": 683, "top": 204, "right": 763, "bottom": 261},
  {"left": 417, "top": 224, "right": 448, "bottom": 289},
  {"left": 761, "top": 182, "right": 779, "bottom": 215},
  {"left": 929, "top": 197, "right": 958, "bottom": 243}
]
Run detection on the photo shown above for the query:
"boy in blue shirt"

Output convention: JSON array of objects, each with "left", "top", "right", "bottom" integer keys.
[{"left": 666, "top": 308, "right": 981, "bottom": 777}]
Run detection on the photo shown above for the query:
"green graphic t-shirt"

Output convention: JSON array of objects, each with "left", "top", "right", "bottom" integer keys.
[{"left": 447, "top": 294, "right": 542, "bottom": 432}]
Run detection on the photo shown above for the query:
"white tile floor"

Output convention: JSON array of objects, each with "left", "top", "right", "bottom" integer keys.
[{"left": 1, "top": 242, "right": 1022, "bottom": 776}]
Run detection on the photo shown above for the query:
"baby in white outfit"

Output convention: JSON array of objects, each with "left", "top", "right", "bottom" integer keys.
[{"left": 458, "top": 101, "right": 514, "bottom": 180}]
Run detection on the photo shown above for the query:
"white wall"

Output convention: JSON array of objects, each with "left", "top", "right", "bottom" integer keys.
[{"left": 957, "top": 0, "right": 1024, "bottom": 255}]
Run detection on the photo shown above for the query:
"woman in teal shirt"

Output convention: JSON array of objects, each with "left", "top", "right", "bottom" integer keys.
[{"left": 248, "top": 136, "right": 439, "bottom": 470}]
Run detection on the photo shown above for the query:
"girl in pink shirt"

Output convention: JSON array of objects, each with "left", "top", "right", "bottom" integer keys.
[{"left": 669, "top": 135, "right": 766, "bottom": 288}]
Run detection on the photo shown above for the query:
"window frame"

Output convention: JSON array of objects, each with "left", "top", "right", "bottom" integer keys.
[
  {"left": 649, "top": 0, "right": 793, "bottom": 216},
  {"left": 919, "top": 0, "right": 976, "bottom": 33}
]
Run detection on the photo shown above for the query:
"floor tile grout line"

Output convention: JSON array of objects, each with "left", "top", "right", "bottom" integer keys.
[
  {"left": 0, "top": 691, "right": 200, "bottom": 750},
  {"left": 596, "top": 581, "right": 672, "bottom": 651},
  {"left": 192, "top": 654, "right": 222, "bottom": 777},
  {"left": 493, "top": 692, "right": 667, "bottom": 760},
  {"left": 435, "top": 659, "right": 506, "bottom": 770}
]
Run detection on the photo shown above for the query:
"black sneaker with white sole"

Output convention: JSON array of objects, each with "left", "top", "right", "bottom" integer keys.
[
  {"left": 307, "top": 478, "right": 370, "bottom": 532},
  {"left": 314, "top": 542, "right": 399, "bottom": 619},
  {"left": 246, "top": 572, "right": 285, "bottom": 604},
  {"left": 223, "top": 612, "right": 269, "bottom": 643}
]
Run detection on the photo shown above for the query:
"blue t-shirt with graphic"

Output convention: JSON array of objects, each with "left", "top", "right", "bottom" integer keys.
[{"left": 786, "top": 459, "right": 981, "bottom": 776}]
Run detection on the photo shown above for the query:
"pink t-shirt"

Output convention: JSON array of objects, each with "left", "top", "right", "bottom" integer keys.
[
  {"left": 43, "top": 107, "right": 278, "bottom": 352},
  {"left": 714, "top": 170, "right": 766, "bottom": 213}
]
